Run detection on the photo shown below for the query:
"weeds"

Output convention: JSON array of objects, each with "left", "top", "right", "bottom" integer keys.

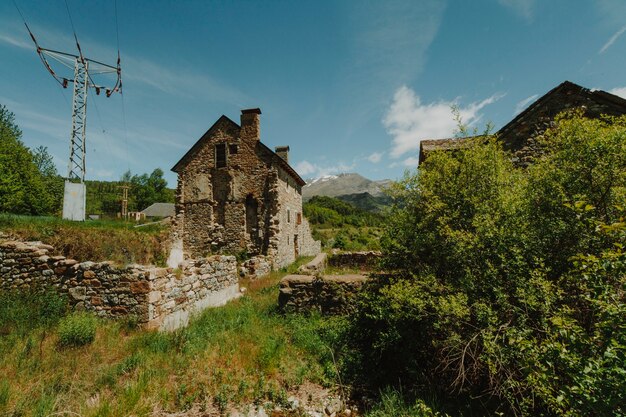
[
  {"left": 57, "top": 312, "right": 97, "bottom": 347},
  {"left": 0, "top": 261, "right": 344, "bottom": 415}
]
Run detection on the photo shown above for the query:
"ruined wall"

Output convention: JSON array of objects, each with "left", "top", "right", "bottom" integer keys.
[
  {"left": 146, "top": 255, "right": 239, "bottom": 331},
  {"left": 328, "top": 251, "right": 382, "bottom": 269},
  {"left": 1, "top": 239, "right": 239, "bottom": 331},
  {"left": 278, "top": 274, "right": 368, "bottom": 314}
]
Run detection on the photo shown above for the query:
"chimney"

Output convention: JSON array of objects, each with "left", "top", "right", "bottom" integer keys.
[
  {"left": 240, "top": 108, "right": 261, "bottom": 141},
  {"left": 275, "top": 146, "right": 290, "bottom": 164}
]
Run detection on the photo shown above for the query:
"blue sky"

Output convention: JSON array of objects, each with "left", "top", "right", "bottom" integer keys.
[{"left": 1, "top": 0, "right": 625, "bottom": 186}]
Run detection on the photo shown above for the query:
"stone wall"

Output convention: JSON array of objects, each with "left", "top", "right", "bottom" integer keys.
[
  {"left": 328, "top": 251, "right": 382, "bottom": 269},
  {"left": 0, "top": 239, "right": 239, "bottom": 331},
  {"left": 278, "top": 274, "right": 368, "bottom": 314},
  {"left": 240, "top": 255, "right": 272, "bottom": 280},
  {"left": 147, "top": 255, "right": 239, "bottom": 331}
]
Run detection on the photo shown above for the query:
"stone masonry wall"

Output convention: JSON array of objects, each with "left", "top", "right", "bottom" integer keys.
[
  {"left": 278, "top": 274, "right": 368, "bottom": 314},
  {"left": 328, "top": 251, "right": 382, "bottom": 269},
  {"left": 1, "top": 239, "right": 239, "bottom": 331}
]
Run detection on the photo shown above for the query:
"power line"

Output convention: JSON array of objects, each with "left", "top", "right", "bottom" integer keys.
[{"left": 21, "top": 0, "right": 123, "bottom": 221}]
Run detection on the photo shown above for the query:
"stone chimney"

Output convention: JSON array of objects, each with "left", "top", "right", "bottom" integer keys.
[
  {"left": 241, "top": 108, "right": 261, "bottom": 141},
  {"left": 275, "top": 146, "right": 290, "bottom": 164}
]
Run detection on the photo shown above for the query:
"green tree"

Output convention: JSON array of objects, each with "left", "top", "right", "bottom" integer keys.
[{"left": 0, "top": 105, "right": 56, "bottom": 215}]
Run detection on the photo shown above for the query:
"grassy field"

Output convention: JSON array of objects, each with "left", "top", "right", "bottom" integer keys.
[
  {"left": 0, "top": 214, "right": 169, "bottom": 266},
  {"left": 0, "top": 257, "right": 350, "bottom": 416}
]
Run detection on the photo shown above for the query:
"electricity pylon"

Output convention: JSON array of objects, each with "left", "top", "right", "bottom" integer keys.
[{"left": 25, "top": 24, "right": 122, "bottom": 220}]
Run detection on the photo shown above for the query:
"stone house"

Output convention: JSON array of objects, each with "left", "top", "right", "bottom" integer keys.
[
  {"left": 170, "top": 108, "right": 320, "bottom": 269},
  {"left": 419, "top": 81, "right": 626, "bottom": 166}
]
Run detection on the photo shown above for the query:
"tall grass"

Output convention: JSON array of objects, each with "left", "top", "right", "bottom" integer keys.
[
  {"left": 0, "top": 213, "right": 168, "bottom": 265},
  {"left": 0, "top": 257, "right": 344, "bottom": 416}
]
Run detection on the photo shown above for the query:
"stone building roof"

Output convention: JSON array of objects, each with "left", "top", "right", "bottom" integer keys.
[
  {"left": 141, "top": 202, "right": 175, "bottom": 218},
  {"left": 417, "top": 80, "right": 626, "bottom": 165},
  {"left": 170, "top": 115, "right": 305, "bottom": 186},
  {"left": 418, "top": 136, "right": 483, "bottom": 165}
]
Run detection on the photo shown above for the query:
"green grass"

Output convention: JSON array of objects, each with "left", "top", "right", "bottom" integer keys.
[
  {"left": 0, "top": 213, "right": 168, "bottom": 266},
  {"left": 0, "top": 257, "right": 345, "bottom": 416}
]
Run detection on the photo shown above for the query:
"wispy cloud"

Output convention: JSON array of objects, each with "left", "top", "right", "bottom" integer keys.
[
  {"left": 294, "top": 160, "right": 356, "bottom": 179},
  {"left": 0, "top": 33, "right": 32, "bottom": 50},
  {"left": 599, "top": 25, "right": 626, "bottom": 54},
  {"left": 383, "top": 86, "right": 504, "bottom": 159},
  {"left": 0, "top": 19, "right": 248, "bottom": 105},
  {"left": 609, "top": 86, "right": 626, "bottom": 99},
  {"left": 514, "top": 94, "right": 538, "bottom": 115},
  {"left": 497, "top": 0, "right": 535, "bottom": 21},
  {"left": 367, "top": 151, "right": 383, "bottom": 163}
]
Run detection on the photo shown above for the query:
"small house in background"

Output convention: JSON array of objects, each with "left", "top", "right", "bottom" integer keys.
[
  {"left": 141, "top": 203, "right": 175, "bottom": 219},
  {"left": 169, "top": 108, "right": 320, "bottom": 269},
  {"left": 419, "top": 81, "right": 626, "bottom": 167},
  {"left": 127, "top": 211, "right": 146, "bottom": 222}
]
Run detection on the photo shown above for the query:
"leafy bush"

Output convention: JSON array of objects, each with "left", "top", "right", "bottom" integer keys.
[
  {"left": 58, "top": 313, "right": 97, "bottom": 347},
  {"left": 346, "top": 113, "right": 626, "bottom": 415}
]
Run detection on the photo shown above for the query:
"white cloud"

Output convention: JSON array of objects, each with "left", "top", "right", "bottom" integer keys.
[
  {"left": 294, "top": 160, "right": 317, "bottom": 176},
  {"left": 0, "top": 33, "right": 32, "bottom": 50},
  {"left": 0, "top": 20, "right": 247, "bottom": 105},
  {"left": 514, "top": 94, "right": 539, "bottom": 115},
  {"left": 609, "top": 86, "right": 626, "bottom": 99},
  {"left": 383, "top": 86, "right": 503, "bottom": 158},
  {"left": 402, "top": 156, "right": 421, "bottom": 167},
  {"left": 599, "top": 25, "right": 626, "bottom": 54},
  {"left": 294, "top": 160, "right": 355, "bottom": 178},
  {"left": 497, "top": 0, "right": 535, "bottom": 20},
  {"left": 367, "top": 151, "right": 383, "bottom": 163}
]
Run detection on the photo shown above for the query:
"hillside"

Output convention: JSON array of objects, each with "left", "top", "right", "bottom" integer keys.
[
  {"left": 302, "top": 173, "right": 392, "bottom": 212},
  {"left": 302, "top": 173, "right": 390, "bottom": 200}
]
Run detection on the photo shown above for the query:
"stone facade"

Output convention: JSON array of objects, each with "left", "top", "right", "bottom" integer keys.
[
  {"left": 418, "top": 81, "right": 626, "bottom": 167},
  {"left": 278, "top": 274, "right": 368, "bottom": 314},
  {"left": 171, "top": 108, "right": 320, "bottom": 270},
  {"left": 0, "top": 239, "right": 239, "bottom": 331}
]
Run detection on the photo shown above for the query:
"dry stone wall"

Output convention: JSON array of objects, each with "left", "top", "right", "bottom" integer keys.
[
  {"left": 278, "top": 274, "right": 368, "bottom": 314},
  {"left": 0, "top": 239, "right": 239, "bottom": 331},
  {"left": 328, "top": 251, "right": 382, "bottom": 269}
]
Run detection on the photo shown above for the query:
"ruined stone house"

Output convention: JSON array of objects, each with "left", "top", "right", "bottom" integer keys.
[
  {"left": 419, "top": 81, "right": 626, "bottom": 166},
  {"left": 170, "top": 108, "right": 320, "bottom": 269}
]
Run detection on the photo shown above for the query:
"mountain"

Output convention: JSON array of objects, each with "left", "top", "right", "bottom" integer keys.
[
  {"left": 302, "top": 173, "right": 393, "bottom": 212},
  {"left": 302, "top": 173, "right": 389, "bottom": 200}
]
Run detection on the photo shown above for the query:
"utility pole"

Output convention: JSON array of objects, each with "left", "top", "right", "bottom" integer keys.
[
  {"left": 119, "top": 184, "right": 129, "bottom": 219},
  {"left": 24, "top": 23, "right": 122, "bottom": 221}
]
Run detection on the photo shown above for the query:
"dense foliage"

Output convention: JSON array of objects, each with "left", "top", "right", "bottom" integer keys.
[
  {"left": 0, "top": 105, "right": 59, "bottom": 215},
  {"left": 345, "top": 112, "right": 626, "bottom": 415},
  {"left": 304, "top": 195, "right": 385, "bottom": 250}
]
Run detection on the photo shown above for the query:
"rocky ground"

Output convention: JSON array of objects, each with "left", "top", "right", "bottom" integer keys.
[{"left": 155, "top": 382, "right": 359, "bottom": 417}]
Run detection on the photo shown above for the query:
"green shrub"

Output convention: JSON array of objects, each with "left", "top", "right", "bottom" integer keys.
[
  {"left": 58, "top": 312, "right": 97, "bottom": 347},
  {"left": 346, "top": 113, "right": 626, "bottom": 415}
]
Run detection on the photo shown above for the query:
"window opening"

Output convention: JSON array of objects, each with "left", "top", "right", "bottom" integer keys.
[{"left": 216, "top": 144, "right": 226, "bottom": 168}]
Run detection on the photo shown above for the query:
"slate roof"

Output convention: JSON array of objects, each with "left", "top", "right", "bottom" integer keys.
[
  {"left": 418, "top": 136, "right": 482, "bottom": 165},
  {"left": 417, "top": 80, "right": 626, "bottom": 165},
  {"left": 141, "top": 202, "right": 175, "bottom": 218}
]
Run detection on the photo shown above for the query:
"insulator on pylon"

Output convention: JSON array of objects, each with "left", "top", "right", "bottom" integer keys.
[
  {"left": 95, "top": 87, "right": 101, "bottom": 95},
  {"left": 62, "top": 78, "right": 68, "bottom": 88},
  {"left": 106, "top": 89, "right": 111, "bottom": 97}
]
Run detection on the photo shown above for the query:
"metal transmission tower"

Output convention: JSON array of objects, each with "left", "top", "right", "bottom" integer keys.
[{"left": 24, "top": 23, "right": 122, "bottom": 220}]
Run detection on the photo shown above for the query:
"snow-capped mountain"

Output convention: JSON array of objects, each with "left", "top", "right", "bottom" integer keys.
[{"left": 302, "top": 173, "right": 390, "bottom": 201}]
